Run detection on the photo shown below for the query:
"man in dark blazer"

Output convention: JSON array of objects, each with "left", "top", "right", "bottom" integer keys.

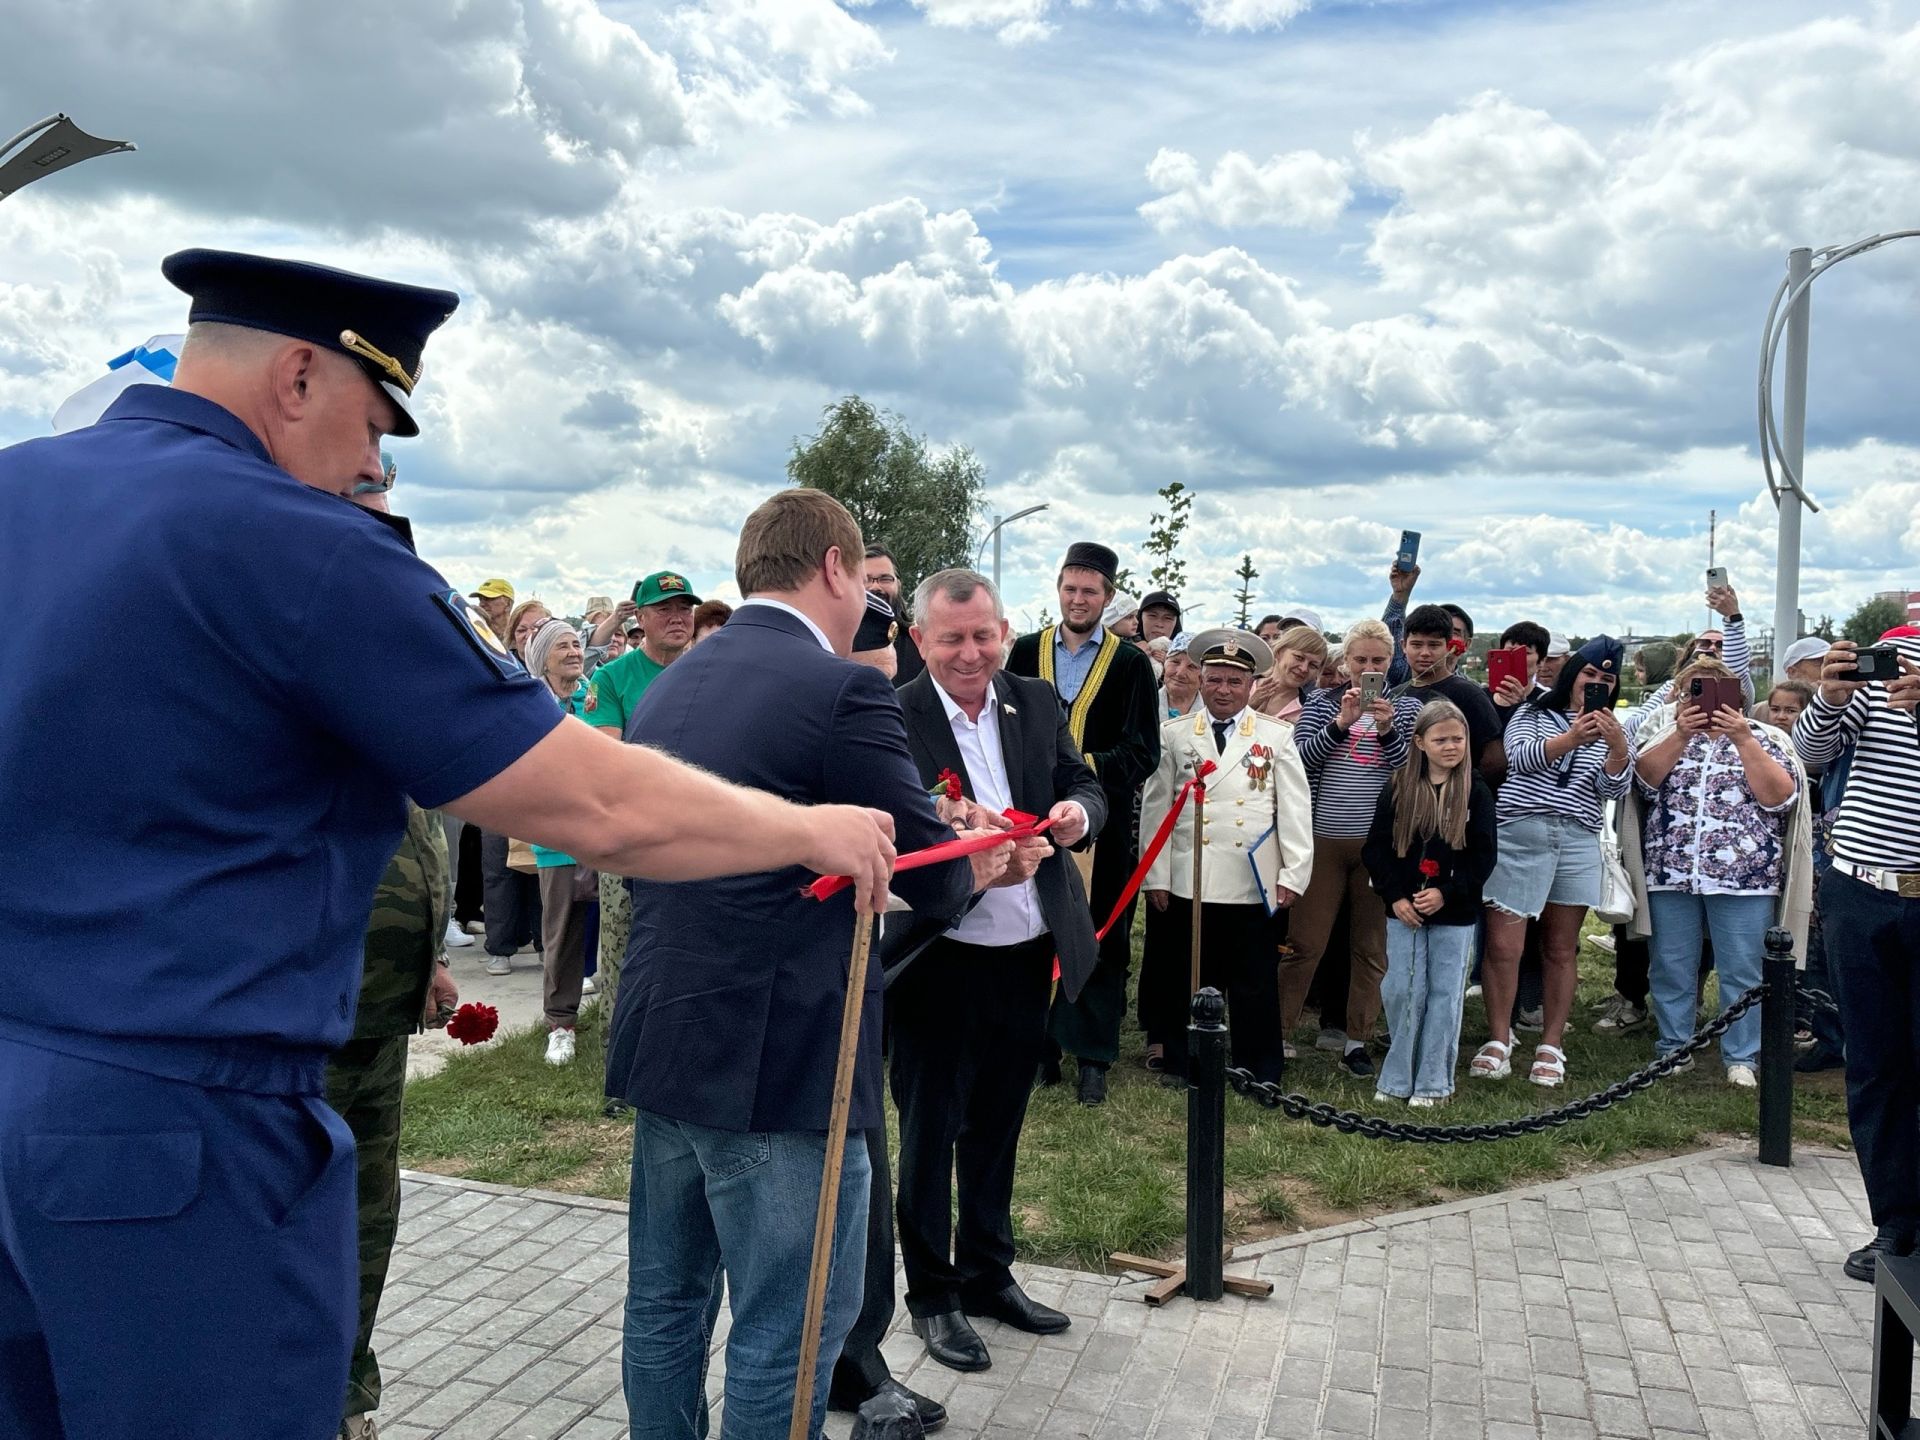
[
  {"left": 606, "top": 493, "right": 1001, "bottom": 1440},
  {"left": 890, "top": 567, "right": 1107, "bottom": 1374},
  {"left": 1007, "top": 540, "right": 1161, "bottom": 1105}
]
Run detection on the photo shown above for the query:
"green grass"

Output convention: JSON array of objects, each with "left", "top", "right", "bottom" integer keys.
[{"left": 400, "top": 925, "right": 1851, "bottom": 1270}]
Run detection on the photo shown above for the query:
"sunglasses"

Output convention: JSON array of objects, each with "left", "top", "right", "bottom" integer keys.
[
  {"left": 351, "top": 456, "right": 398, "bottom": 497},
  {"left": 1694, "top": 640, "right": 1723, "bottom": 652}
]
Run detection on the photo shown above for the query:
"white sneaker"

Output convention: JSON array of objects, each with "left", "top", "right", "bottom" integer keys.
[
  {"left": 485, "top": 953, "right": 512, "bottom": 977},
  {"left": 1587, "top": 932, "right": 1617, "bottom": 955},
  {"left": 444, "top": 920, "right": 473, "bottom": 949},
  {"left": 463, "top": 919, "right": 486, "bottom": 935},
  {"left": 1315, "top": 1027, "right": 1346, "bottom": 1053},
  {"left": 545, "top": 1028, "right": 577, "bottom": 1066},
  {"left": 1593, "top": 995, "right": 1647, "bottom": 1034},
  {"left": 1726, "top": 1063, "right": 1758, "bottom": 1089},
  {"left": 1465, "top": 983, "right": 1483, "bottom": 998},
  {"left": 582, "top": 977, "right": 598, "bottom": 996}
]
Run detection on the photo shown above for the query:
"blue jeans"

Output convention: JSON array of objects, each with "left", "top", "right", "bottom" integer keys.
[
  {"left": 1378, "top": 919, "right": 1474, "bottom": 1098},
  {"left": 1646, "top": 891, "right": 1773, "bottom": 1068},
  {"left": 624, "top": 1109, "right": 870, "bottom": 1440}
]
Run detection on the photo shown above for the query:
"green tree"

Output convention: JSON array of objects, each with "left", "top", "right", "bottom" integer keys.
[
  {"left": 1142, "top": 481, "right": 1194, "bottom": 596},
  {"left": 786, "top": 396, "right": 984, "bottom": 595},
  {"left": 1843, "top": 593, "right": 1907, "bottom": 646},
  {"left": 1232, "top": 554, "right": 1259, "bottom": 628}
]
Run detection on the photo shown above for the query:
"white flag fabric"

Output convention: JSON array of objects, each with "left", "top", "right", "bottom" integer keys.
[{"left": 51, "top": 335, "right": 185, "bottom": 433}]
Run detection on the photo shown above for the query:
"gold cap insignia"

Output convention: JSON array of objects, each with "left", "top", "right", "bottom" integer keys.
[{"left": 339, "top": 329, "right": 417, "bottom": 394}]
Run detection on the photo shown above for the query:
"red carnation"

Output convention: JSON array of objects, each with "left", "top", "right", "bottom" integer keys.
[
  {"left": 1418, "top": 859, "right": 1441, "bottom": 880},
  {"left": 932, "top": 768, "right": 963, "bottom": 803},
  {"left": 447, "top": 1002, "right": 500, "bottom": 1046}
]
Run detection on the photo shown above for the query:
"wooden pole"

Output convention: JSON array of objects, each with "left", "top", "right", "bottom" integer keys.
[
  {"left": 788, "top": 916, "right": 875, "bottom": 1440},
  {"left": 1189, "top": 777, "right": 1206, "bottom": 998}
]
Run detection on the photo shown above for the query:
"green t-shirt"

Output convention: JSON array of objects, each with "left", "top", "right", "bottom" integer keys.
[{"left": 585, "top": 646, "right": 667, "bottom": 734}]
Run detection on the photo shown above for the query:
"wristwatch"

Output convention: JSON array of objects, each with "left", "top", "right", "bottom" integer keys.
[{"left": 1726, "top": 611, "right": 1744, "bottom": 623}]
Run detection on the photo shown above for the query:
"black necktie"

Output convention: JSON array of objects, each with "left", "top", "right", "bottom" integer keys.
[{"left": 1212, "top": 719, "right": 1231, "bottom": 754}]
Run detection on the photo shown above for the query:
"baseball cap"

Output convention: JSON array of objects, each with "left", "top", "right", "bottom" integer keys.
[
  {"left": 1781, "top": 637, "right": 1829, "bottom": 671},
  {"left": 1278, "top": 606, "right": 1323, "bottom": 633},
  {"left": 632, "top": 571, "right": 702, "bottom": 608},
  {"left": 470, "top": 578, "right": 514, "bottom": 601},
  {"left": 1545, "top": 631, "right": 1570, "bottom": 658}
]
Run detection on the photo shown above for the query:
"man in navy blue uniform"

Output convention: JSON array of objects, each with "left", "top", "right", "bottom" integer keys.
[
  {"left": 605, "top": 489, "right": 1014, "bottom": 1440},
  {"left": 0, "top": 251, "right": 898, "bottom": 1440}
]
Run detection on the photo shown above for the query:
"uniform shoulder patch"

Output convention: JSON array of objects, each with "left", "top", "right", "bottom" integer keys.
[{"left": 433, "top": 590, "right": 526, "bottom": 681}]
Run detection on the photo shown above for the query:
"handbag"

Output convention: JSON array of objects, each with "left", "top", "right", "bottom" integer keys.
[{"left": 1593, "top": 802, "right": 1635, "bottom": 926}]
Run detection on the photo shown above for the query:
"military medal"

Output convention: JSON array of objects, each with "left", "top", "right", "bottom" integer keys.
[{"left": 1244, "top": 741, "right": 1272, "bottom": 791}]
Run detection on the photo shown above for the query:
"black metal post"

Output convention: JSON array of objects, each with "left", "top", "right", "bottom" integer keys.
[
  {"left": 1758, "top": 925, "right": 1796, "bottom": 1168},
  {"left": 1185, "top": 987, "right": 1228, "bottom": 1302}
]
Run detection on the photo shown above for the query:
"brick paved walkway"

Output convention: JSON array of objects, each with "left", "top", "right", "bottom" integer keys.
[{"left": 371, "top": 1145, "right": 1887, "bottom": 1439}]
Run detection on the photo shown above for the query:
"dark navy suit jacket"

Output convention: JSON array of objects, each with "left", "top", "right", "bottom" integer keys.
[{"left": 605, "top": 603, "right": 971, "bottom": 1133}]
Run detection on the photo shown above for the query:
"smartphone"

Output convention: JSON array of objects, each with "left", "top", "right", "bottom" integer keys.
[
  {"left": 1359, "top": 671, "right": 1385, "bottom": 705},
  {"left": 1706, "top": 566, "right": 1728, "bottom": 590},
  {"left": 1394, "top": 530, "right": 1421, "bottom": 573},
  {"left": 1685, "top": 675, "right": 1744, "bottom": 719},
  {"left": 1581, "top": 681, "right": 1612, "bottom": 714},
  {"left": 1487, "top": 647, "right": 1529, "bottom": 691},
  {"left": 1846, "top": 644, "right": 1901, "bottom": 682}
]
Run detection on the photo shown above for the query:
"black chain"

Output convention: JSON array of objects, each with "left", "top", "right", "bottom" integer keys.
[
  {"left": 1225, "top": 984, "right": 1766, "bottom": 1143},
  {"left": 1796, "top": 986, "right": 1841, "bottom": 1019}
]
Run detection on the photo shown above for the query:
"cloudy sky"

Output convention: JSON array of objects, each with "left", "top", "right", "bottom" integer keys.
[{"left": 3, "top": 0, "right": 1918, "bottom": 638}]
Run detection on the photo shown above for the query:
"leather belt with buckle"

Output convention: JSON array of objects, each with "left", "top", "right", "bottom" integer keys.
[{"left": 1832, "top": 855, "right": 1920, "bottom": 899}]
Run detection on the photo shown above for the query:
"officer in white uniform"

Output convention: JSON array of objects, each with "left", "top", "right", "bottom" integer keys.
[{"left": 1142, "top": 629, "right": 1314, "bottom": 1081}]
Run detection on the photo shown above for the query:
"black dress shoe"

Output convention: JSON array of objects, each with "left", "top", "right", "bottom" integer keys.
[
  {"left": 1340, "top": 1047, "right": 1374, "bottom": 1078},
  {"left": 912, "top": 1310, "right": 991, "bottom": 1372},
  {"left": 963, "top": 1283, "right": 1072, "bottom": 1335},
  {"left": 1035, "top": 1056, "right": 1062, "bottom": 1089},
  {"left": 865, "top": 1379, "right": 947, "bottom": 1433},
  {"left": 1843, "top": 1227, "right": 1915, "bottom": 1283},
  {"left": 1793, "top": 1045, "right": 1845, "bottom": 1074},
  {"left": 1076, "top": 1062, "right": 1108, "bottom": 1106}
]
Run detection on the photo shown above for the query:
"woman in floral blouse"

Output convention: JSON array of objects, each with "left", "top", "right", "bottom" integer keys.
[{"left": 1633, "top": 656, "right": 1800, "bottom": 1086}]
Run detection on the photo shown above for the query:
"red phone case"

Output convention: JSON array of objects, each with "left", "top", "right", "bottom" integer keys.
[{"left": 1488, "top": 648, "right": 1528, "bottom": 691}]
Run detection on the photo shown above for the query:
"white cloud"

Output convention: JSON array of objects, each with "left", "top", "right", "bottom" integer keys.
[{"left": 1139, "top": 147, "right": 1353, "bottom": 232}]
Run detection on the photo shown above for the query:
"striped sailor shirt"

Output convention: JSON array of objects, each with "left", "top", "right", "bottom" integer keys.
[
  {"left": 1294, "top": 686, "right": 1421, "bottom": 838},
  {"left": 1792, "top": 633, "right": 1920, "bottom": 871},
  {"left": 1498, "top": 703, "right": 1634, "bottom": 832}
]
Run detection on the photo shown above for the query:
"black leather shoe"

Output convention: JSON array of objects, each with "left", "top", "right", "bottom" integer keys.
[
  {"left": 1793, "top": 1045, "right": 1845, "bottom": 1074},
  {"left": 1035, "top": 1057, "right": 1062, "bottom": 1089},
  {"left": 1076, "top": 1062, "right": 1108, "bottom": 1106},
  {"left": 1843, "top": 1227, "right": 1915, "bottom": 1283},
  {"left": 912, "top": 1310, "right": 991, "bottom": 1372},
  {"left": 867, "top": 1380, "right": 947, "bottom": 1433},
  {"left": 963, "top": 1283, "right": 1072, "bottom": 1335}
]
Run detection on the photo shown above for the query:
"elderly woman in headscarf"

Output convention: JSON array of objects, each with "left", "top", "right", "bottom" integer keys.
[
  {"left": 1473, "top": 636, "right": 1634, "bottom": 1089},
  {"left": 522, "top": 619, "right": 596, "bottom": 1066},
  {"left": 1156, "top": 633, "right": 1201, "bottom": 718}
]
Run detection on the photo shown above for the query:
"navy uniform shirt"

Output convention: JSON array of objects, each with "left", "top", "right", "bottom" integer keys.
[{"left": 0, "top": 387, "right": 563, "bottom": 1094}]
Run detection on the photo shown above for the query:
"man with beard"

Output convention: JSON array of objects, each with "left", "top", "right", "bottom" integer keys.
[
  {"left": 865, "top": 543, "right": 925, "bottom": 685},
  {"left": 586, "top": 570, "right": 701, "bottom": 1013},
  {"left": 1007, "top": 541, "right": 1160, "bottom": 1105}
]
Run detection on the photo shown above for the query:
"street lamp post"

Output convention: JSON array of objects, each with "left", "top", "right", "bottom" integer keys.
[
  {"left": 0, "top": 114, "right": 135, "bottom": 203},
  {"left": 977, "top": 503, "right": 1050, "bottom": 592},
  {"left": 1758, "top": 229, "right": 1920, "bottom": 667}
]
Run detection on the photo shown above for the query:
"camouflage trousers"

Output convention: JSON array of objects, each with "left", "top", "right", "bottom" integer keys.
[
  {"left": 597, "top": 869, "right": 631, "bottom": 1012},
  {"left": 325, "top": 1033, "right": 410, "bottom": 1423}
]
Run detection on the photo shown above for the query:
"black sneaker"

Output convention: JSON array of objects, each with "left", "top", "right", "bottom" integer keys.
[
  {"left": 1843, "top": 1227, "right": 1915, "bottom": 1283},
  {"left": 1794, "top": 1045, "right": 1845, "bottom": 1074},
  {"left": 1340, "top": 1047, "right": 1375, "bottom": 1078}
]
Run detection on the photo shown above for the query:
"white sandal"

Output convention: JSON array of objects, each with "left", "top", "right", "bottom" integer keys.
[
  {"left": 1530, "top": 1044, "right": 1567, "bottom": 1088},
  {"left": 1469, "top": 1039, "right": 1512, "bottom": 1079}
]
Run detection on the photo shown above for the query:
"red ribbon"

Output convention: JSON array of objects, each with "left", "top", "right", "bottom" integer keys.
[
  {"left": 805, "top": 810, "right": 1053, "bottom": 902},
  {"left": 1091, "top": 759, "right": 1216, "bottom": 942}
]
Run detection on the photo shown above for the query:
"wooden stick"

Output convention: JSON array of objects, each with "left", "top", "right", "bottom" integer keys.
[
  {"left": 788, "top": 916, "right": 876, "bottom": 1440},
  {"left": 1189, "top": 778, "right": 1206, "bottom": 998}
]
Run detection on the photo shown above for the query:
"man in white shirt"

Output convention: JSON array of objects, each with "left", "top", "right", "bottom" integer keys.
[{"left": 889, "top": 568, "right": 1107, "bottom": 1374}]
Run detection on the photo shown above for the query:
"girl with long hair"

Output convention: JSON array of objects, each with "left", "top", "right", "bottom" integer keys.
[{"left": 1362, "top": 701, "right": 1498, "bottom": 1104}]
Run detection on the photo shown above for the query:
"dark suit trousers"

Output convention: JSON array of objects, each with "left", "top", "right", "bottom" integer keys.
[
  {"left": 830, "top": 1123, "right": 896, "bottom": 1400},
  {"left": 1148, "top": 896, "right": 1284, "bottom": 1084},
  {"left": 1049, "top": 814, "right": 1137, "bottom": 1065},
  {"left": 891, "top": 935, "right": 1053, "bottom": 1317}
]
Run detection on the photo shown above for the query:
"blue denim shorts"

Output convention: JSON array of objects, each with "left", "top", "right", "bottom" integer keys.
[{"left": 1485, "top": 814, "right": 1602, "bottom": 919}]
